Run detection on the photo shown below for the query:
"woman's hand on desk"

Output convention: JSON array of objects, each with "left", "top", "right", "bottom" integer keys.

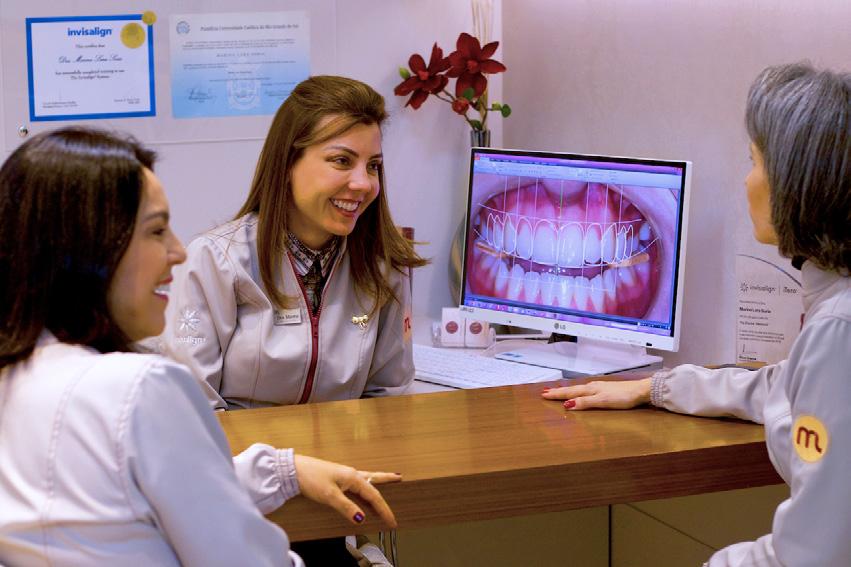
[
  {"left": 541, "top": 378, "right": 652, "bottom": 410},
  {"left": 293, "top": 455, "right": 400, "bottom": 528}
]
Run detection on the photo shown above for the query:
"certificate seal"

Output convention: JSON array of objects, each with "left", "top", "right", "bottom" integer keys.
[{"left": 121, "top": 23, "right": 146, "bottom": 49}]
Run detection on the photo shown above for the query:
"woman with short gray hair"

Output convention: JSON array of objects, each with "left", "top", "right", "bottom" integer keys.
[
  {"left": 746, "top": 63, "right": 850, "bottom": 274},
  {"left": 542, "top": 62, "right": 851, "bottom": 566}
]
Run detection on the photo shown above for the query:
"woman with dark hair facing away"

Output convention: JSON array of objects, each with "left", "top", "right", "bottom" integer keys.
[
  {"left": 544, "top": 62, "right": 851, "bottom": 566},
  {"left": 161, "top": 75, "right": 427, "bottom": 412},
  {"left": 0, "top": 128, "right": 399, "bottom": 566}
]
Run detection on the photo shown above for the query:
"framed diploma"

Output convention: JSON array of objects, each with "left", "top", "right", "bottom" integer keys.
[
  {"left": 169, "top": 11, "right": 310, "bottom": 119},
  {"left": 26, "top": 14, "right": 156, "bottom": 121}
]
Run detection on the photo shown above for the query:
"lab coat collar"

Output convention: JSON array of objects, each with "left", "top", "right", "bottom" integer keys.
[{"left": 801, "top": 260, "right": 849, "bottom": 314}]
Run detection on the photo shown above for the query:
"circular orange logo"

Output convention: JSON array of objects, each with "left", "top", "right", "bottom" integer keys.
[
  {"left": 445, "top": 321, "right": 459, "bottom": 334},
  {"left": 793, "top": 415, "right": 829, "bottom": 463}
]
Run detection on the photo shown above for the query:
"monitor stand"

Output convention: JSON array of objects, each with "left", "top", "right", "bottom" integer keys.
[{"left": 494, "top": 336, "right": 662, "bottom": 378}]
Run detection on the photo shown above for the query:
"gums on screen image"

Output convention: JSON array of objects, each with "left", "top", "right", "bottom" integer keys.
[{"left": 465, "top": 173, "right": 679, "bottom": 324}]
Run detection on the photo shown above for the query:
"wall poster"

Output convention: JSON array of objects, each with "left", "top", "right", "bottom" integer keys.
[{"left": 735, "top": 254, "right": 803, "bottom": 364}]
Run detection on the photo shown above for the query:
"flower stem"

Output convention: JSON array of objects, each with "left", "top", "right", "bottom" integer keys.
[{"left": 437, "top": 89, "right": 489, "bottom": 131}]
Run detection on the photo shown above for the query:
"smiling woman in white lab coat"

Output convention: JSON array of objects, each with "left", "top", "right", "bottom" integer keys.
[
  {"left": 543, "top": 63, "right": 851, "bottom": 566},
  {"left": 162, "top": 76, "right": 428, "bottom": 414},
  {"left": 0, "top": 128, "right": 398, "bottom": 566}
]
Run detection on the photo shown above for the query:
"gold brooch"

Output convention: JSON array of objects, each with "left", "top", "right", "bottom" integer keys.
[{"left": 351, "top": 315, "right": 369, "bottom": 330}]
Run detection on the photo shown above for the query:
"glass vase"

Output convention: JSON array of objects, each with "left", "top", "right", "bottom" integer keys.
[
  {"left": 448, "top": 129, "right": 490, "bottom": 303},
  {"left": 470, "top": 129, "right": 491, "bottom": 147}
]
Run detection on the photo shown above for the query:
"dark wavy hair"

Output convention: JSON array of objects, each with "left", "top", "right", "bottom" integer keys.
[
  {"left": 235, "top": 75, "right": 428, "bottom": 313},
  {"left": 746, "top": 62, "right": 851, "bottom": 272},
  {"left": 0, "top": 127, "right": 155, "bottom": 368}
]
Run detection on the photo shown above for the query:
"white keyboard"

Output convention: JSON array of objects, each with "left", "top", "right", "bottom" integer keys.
[{"left": 413, "top": 344, "right": 562, "bottom": 389}]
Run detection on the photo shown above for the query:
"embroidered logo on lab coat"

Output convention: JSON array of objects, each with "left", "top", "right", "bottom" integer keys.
[
  {"left": 176, "top": 308, "right": 206, "bottom": 345},
  {"left": 793, "top": 415, "right": 829, "bottom": 463},
  {"left": 178, "top": 308, "right": 200, "bottom": 333}
]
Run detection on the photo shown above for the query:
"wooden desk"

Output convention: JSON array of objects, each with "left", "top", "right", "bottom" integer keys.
[{"left": 219, "top": 381, "right": 782, "bottom": 542}]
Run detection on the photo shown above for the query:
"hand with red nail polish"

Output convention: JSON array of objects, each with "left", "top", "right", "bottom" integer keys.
[
  {"left": 294, "top": 455, "right": 400, "bottom": 528},
  {"left": 542, "top": 377, "right": 653, "bottom": 410}
]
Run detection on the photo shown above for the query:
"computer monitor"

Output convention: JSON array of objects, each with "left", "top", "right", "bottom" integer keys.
[{"left": 459, "top": 147, "right": 691, "bottom": 376}]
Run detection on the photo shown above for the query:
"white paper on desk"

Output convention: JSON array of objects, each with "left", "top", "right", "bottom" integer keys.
[
  {"left": 26, "top": 15, "right": 154, "bottom": 120},
  {"left": 169, "top": 11, "right": 309, "bottom": 118},
  {"left": 735, "top": 254, "right": 803, "bottom": 364}
]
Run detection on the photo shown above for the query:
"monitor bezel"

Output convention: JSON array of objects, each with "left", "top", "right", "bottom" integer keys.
[{"left": 458, "top": 147, "right": 692, "bottom": 352}]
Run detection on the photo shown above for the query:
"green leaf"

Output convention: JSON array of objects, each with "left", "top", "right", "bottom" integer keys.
[
  {"left": 470, "top": 119, "right": 483, "bottom": 130},
  {"left": 462, "top": 87, "right": 475, "bottom": 101},
  {"left": 398, "top": 67, "right": 411, "bottom": 80},
  {"left": 491, "top": 102, "right": 503, "bottom": 110},
  {"left": 500, "top": 104, "right": 512, "bottom": 118}
]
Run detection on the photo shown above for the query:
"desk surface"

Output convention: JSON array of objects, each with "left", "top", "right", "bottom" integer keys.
[{"left": 219, "top": 380, "right": 782, "bottom": 541}]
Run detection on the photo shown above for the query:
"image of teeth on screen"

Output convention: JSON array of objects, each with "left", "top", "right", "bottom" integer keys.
[{"left": 466, "top": 174, "right": 678, "bottom": 326}]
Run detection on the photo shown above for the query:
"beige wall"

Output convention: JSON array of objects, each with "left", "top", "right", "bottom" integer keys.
[
  {"left": 0, "top": 0, "right": 504, "bottom": 322},
  {"left": 502, "top": 0, "right": 851, "bottom": 365}
]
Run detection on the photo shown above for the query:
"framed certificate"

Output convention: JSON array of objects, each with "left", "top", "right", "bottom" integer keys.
[
  {"left": 26, "top": 14, "right": 156, "bottom": 121},
  {"left": 169, "top": 11, "right": 309, "bottom": 119}
]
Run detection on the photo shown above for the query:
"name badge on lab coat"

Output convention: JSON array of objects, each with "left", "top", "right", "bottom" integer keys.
[{"left": 274, "top": 309, "right": 302, "bottom": 325}]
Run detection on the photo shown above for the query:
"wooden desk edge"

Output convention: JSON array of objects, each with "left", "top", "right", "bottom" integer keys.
[{"left": 270, "top": 440, "right": 783, "bottom": 541}]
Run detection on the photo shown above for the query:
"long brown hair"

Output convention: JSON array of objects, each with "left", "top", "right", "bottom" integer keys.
[
  {"left": 236, "top": 75, "right": 428, "bottom": 312},
  {"left": 0, "top": 128, "right": 155, "bottom": 369}
]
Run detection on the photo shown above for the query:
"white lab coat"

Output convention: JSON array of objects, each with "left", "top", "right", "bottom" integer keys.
[
  {"left": 0, "top": 334, "right": 304, "bottom": 567},
  {"left": 161, "top": 214, "right": 414, "bottom": 410},
  {"left": 651, "top": 261, "right": 851, "bottom": 566}
]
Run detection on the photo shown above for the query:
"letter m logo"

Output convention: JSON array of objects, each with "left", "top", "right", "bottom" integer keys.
[
  {"left": 796, "top": 427, "right": 823, "bottom": 453},
  {"left": 793, "top": 415, "right": 829, "bottom": 463}
]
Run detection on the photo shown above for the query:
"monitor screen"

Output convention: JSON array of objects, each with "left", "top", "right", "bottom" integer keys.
[{"left": 459, "top": 147, "right": 691, "bottom": 352}]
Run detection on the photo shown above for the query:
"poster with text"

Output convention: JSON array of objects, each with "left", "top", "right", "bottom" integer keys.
[
  {"left": 170, "top": 11, "right": 309, "bottom": 119},
  {"left": 735, "top": 254, "right": 803, "bottom": 364}
]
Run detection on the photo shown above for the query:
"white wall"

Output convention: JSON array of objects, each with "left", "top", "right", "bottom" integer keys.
[
  {"left": 0, "top": 0, "right": 503, "bottom": 322},
  {"left": 335, "top": 0, "right": 504, "bottom": 317},
  {"left": 502, "top": 0, "right": 851, "bottom": 365}
]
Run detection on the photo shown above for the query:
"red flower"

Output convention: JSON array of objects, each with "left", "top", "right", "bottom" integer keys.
[
  {"left": 394, "top": 43, "right": 450, "bottom": 109},
  {"left": 393, "top": 33, "right": 511, "bottom": 132},
  {"left": 446, "top": 32, "right": 506, "bottom": 98},
  {"left": 451, "top": 97, "right": 470, "bottom": 115}
]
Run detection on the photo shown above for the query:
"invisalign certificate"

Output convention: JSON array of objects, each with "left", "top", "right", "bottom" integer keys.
[
  {"left": 735, "top": 254, "right": 803, "bottom": 364},
  {"left": 26, "top": 15, "right": 155, "bottom": 121},
  {"left": 169, "top": 11, "right": 310, "bottom": 119}
]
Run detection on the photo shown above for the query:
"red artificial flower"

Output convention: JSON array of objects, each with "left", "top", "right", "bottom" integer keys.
[
  {"left": 394, "top": 43, "right": 450, "bottom": 109},
  {"left": 451, "top": 97, "right": 470, "bottom": 115},
  {"left": 446, "top": 32, "right": 507, "bottom": 98}
]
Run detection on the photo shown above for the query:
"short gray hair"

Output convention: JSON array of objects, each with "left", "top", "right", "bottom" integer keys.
[{"left": 746, "top": 62, "right": 850, "bottom": 273}]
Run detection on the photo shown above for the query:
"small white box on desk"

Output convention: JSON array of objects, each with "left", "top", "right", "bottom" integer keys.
[
  {"left": 464, "top": 319, "right": 491, "bottom": 348},
  {"left": 440, "top": 307, "right": 466, "bottom": 347}
]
